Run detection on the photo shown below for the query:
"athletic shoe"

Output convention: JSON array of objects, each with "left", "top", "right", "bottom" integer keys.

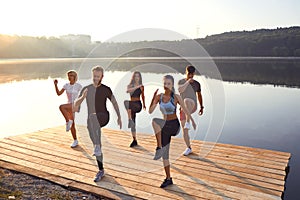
[
  {"left": 93, "top": 145, "right": 102, "bottom": 156},
  {"left": 183, "top": 147, "right": 192, "bottom": 156},
  {"left": 94, "top": 170, "right": 105, "bottom": 182},
  {"left": 70, "top": 140, "right": 78, "bottom": 148},
  {"left": 128, "top": 119, "right": 134, "bottom": 128},
  {"left": 184, "top": 122, "right": 190, "bottom": 130},
  {"left": 160, "top": 178, "right": 173, "bottom": 188},
  {"left": 66, "top": 120, "right": 73, "bottom": 132},
  {"left": 129, "top": 140, "right": 138, "bottom": 147},
  {"left": 153, "top": 147, "right": 163, "bottom": 160}
]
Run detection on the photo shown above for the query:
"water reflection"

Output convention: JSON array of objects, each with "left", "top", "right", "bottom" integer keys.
[{"left": 0, "top": 57, "right": 300, "bottom": 87}]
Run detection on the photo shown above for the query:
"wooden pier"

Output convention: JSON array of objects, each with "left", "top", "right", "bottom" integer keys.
[{"left": 0, "top": 126, "right": 290, "bottom": 199}]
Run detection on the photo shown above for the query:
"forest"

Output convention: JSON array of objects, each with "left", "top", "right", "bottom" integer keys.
[{"left": 0, "top": 27, "right": 300, "bottom": 58}]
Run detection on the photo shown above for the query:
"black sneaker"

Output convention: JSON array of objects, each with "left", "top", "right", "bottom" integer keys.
[
  {"left": 160, "top": 178, "right": 173, "bottom": 188},
  {"left": 130, "top": 140, "right": 138, "bottom": 147},
  {"left": 153, "top": 147, "right": 163, "bottom": 160}
]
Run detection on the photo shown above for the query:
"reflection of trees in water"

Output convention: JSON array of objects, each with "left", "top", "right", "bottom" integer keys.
[
  {"left": 0, "top": 59, "right": 299, "bottom": 88},
  {"left": 214, "top": 59, "right": 300, "bottom": 88},
  {"left": 108, "top": 58, "right": 300, "bottom": 88}
]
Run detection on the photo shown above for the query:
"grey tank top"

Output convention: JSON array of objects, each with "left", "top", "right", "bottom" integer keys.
[{"left": 159, "top": 94, "right": 176, "bottom": 115}]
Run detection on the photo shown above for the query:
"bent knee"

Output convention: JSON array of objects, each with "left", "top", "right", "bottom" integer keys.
[
  {"left": 152, "top": 119, "right": 158, "bottom": 127},
  {"left": 124, "top": 100, "right": 130, "bottom": 109}
]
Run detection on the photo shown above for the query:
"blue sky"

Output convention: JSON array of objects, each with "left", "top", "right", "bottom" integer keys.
[{"left": 0, "top": 0, "right": 299, "bottom": 41}]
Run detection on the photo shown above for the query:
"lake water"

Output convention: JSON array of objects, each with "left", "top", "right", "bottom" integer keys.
[{"left": 0, "top": 58, "right": 299, "bottom": 199}]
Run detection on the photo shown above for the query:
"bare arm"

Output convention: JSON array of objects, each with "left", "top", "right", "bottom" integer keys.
[
  {"left": 54, "top": 79, "right": 65, "bottom": 96},
  {"left": 110, "top": 94, "right": 122, "bottom": 129},
  {"left": 148, "top": 89, "right": 159, "bottom": 114},
  {"left": 178, "top": 79, "right": 192, "bottom": 94},
  {"left": 73, "top": 88, "right": 88, "bottom": 112},
  {"left": 141, "top": 86, "right": 146, "bottom": 110},
  {"left": 126, "top": 84, "right": 142, "bottom": 93},
  {"left": 197, "top": 91, "right": 204, "bottom": 115},
  {"left": 175, "top": 94, "right": 196, "bottom": 130}
]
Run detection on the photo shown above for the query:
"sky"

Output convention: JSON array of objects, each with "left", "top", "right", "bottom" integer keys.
[{"left": 0, "top": 0, "right": 299, "bottom": 42}]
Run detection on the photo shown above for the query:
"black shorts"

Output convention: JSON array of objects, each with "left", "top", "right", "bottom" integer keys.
[
  {"left": 124, "top": 100, "right": 142, "bottom": 114},
  {"left": 96, "top": 111, "right": 109, "bottom": 127}
]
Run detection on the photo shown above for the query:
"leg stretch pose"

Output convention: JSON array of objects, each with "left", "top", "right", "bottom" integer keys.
[
  {"left": 54, "top": 70, "right": 82, "bottom": 148},
  {"left": 178, "top": 65, "right": 204, "bottom": 155},
  {"left": 124, "top": 71, "right": 146, "bottom": 147},
  {"left": 74, "top": 66, "right": 122, "bottom": 182},
  {"left": 149, "top": 75, "right": 196, "bottom": 188}
]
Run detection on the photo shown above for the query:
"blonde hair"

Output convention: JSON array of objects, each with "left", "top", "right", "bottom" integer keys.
[
  {"left": 67, "top": 70, "right": 78, "bottom": 82},
  {"left": 92, "top": 65, "right": 104, "bottom": 73}
]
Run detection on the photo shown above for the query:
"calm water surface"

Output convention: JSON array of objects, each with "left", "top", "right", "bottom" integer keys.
[{"left": 0, "top": 59, "right": 299, "bottom": 199}]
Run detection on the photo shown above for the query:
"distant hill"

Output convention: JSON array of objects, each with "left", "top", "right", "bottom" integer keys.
[
  {"left": 197, "top": 27, "right": 300, "bottom": 56},
  {"left": 0, "top": 27, "right": 300, "bottom": 58}
]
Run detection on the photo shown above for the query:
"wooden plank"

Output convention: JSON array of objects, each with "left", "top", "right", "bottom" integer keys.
[
  {"left": 38, "top": 128, "right": 289, "bottom": 173},
  {"left": 0, "top": 139, "right": 279, "bottom": 200},
  {"left": 0, "top": 134, "right": 284, "bottom": 198},
  {"left": 101, "top": 129, "right": 290, "bottom": 165},
  {"left": 0, "top": 141, "right": 209, "bottom": 199},
  {"left": 40, "top": 127, "right": 290, "bottom": 168},
  {"left": 0, "top": 152, "right": 172, "bottom": 200},
  {"left": 0, "top": 126, "right": 289, "bottom": 200},
  {"left": 97, "top": 130, "right": 289, "bottom": 169},
  {"left": 9, "top": 132, "right": 285, "bottom": 187},
  {"left": 0, "top": 141, "right": 242, "bottom": 199},
  {"left": 102, "top": 128, "right": 291, "bottom": 159},
  {"left": 43, "top": 125, "right": 290, "bottom": 160},
  {"left": 0, "top": 160, "right": 130, "bottom": 200},
  {"left": 4, "top": 131, "right": 283, "bottom": 191},
  {"left": 27, "top": 130, "right": 288, "bottom": 178}
]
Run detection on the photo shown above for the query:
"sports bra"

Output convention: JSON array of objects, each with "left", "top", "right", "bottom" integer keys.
[
  {"left": 130, "top": 87, "right": 142, "bottom": 98},
  {"left": 159, "top": 94, "right": 176, "bottom": 115}
]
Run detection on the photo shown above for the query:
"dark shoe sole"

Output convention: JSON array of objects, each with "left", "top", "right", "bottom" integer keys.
[{"left": 130, "top": 141, "right": 138, "bottom": 147}]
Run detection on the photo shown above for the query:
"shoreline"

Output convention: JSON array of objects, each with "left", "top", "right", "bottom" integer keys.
[{"left": 0, "top": 167, "right": 108, "bottom": 200}]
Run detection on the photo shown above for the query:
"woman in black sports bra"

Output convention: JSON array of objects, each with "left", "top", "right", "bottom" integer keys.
[{"left": 124, "top": 71, "right": 146, "bottom": 147}]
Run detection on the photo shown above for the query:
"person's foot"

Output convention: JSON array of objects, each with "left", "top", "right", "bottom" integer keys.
[
  {"left": 66, "top": 120, "right": 73, "bottom": 132},
  {"left": 153, "top": 147, "right": 163, "bottom": 160},
  {"left": 70, "top": 139, "right": 78, "bottom": 148},
  {"left": 183, "top": 147, "right": 192, "bottom": 156},
  {"left": 128, "top": 119, "right": 134, "bottom": 128},
  {"left": 94, "top": 170, "right": 105, "bottom": 182},
  {"left": 184, "top": 122, "right": 190, "bottom": 130},
  {"left": 93, "top": 145, "right": 102, "bottom": 156},
  {"left": 129, "top": 140, "right": 138, "bottom": 147},
  {"left": 160, "top": 178, "right": 173, "bottom": 188}
]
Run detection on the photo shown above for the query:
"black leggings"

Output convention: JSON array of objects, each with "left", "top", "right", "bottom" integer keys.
[
  {"left": 97, "top": 159, "right": 104, "bottom": 170},
  {"left": 124, "top": 100, "right": 142, "bottom": 132},
  {"left": 153, "top": 118, "right": 180, "bottom": 159}
]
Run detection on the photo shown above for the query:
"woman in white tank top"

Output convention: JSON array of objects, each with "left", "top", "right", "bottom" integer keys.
[{"left": 54, "top": 70, "right": 82, "bottom": 148}]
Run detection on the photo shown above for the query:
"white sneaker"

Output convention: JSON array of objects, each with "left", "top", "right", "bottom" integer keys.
[
  {"left": 184, "top": 122, "right": 190, "bottom": 130},
  {"left": 93, "top": 145, "right": 102, "bottom": 156},
  {"left": 183, "top": 147, "right": 192, "bottom": 156},
  {"left": 66, "top": 120, "right": 73, "bottom": 132},
  {"left": 71, "top": 140, "right": 78, "bottom": 148}
]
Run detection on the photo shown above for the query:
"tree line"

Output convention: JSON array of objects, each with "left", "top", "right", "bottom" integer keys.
[{"left": 0, "top": 27, "right": 299, "bottom": 58}]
